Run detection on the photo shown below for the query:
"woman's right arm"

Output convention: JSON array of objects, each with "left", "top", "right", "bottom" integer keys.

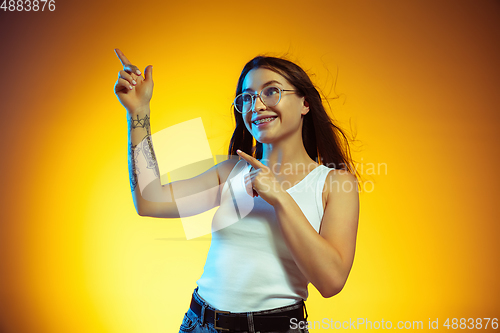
[
  {"left": 126, "top": 107, "right": 238, "bottom": 218},
  {"left": 114, "top": 49, "right": 237, "bottom": 218}
]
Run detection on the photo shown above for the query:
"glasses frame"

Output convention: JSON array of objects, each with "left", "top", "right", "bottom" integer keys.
[{"left": 233, "top": 86, "right": 296, "bottom": 114}]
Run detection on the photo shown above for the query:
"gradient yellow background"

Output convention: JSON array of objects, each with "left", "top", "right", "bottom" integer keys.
[{"left": 1, "top": 0, "right": 499, "bottom": 332}]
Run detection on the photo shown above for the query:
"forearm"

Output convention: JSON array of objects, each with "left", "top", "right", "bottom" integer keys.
[
  {"left": 274, "top": 194, "right": 348, "bottom": 297},
  {"left": 127, "top": 108, "right": 175, "bottom": 215}
]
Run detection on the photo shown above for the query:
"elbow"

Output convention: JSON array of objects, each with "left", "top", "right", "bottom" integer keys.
[
  {"left": 320, "top": 286, "right": 342, "bottom": 299},
  {"left": 137, "top": 206, "right": 152, "bottom": 217},
  {"left": 134, "top": 203, "right": 144, "bottom": 216},
  {"left": 135, "top": 202, "right": 151, "bottom": 217},
  {"left": 133, "top": 197, "right": 153, "bottom": 217},
  {"left": 319, "top": 279, "right": 347, "bottom": 298}
]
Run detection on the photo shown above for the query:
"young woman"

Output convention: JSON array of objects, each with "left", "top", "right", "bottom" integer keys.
[{"left": 114, "top": 49, "right": 360, "bottom": 333}]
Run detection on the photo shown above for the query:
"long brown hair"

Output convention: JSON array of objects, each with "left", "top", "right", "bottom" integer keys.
[{"left": 228, "top": 56, "right": 361, "bottom": 183}]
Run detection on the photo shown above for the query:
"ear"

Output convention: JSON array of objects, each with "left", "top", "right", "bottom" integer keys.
[{"left": 301, "top": 98, "right": 310, "bottom": 116}]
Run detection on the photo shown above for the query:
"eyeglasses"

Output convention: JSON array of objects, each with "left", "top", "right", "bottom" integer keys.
[{"left": 233, "top": 86, "right": 296, "bottom": 114}]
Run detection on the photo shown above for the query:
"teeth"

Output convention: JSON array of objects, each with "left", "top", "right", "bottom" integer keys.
[{"left": 254, "top": 117, "right": 275, "bottom": 125}]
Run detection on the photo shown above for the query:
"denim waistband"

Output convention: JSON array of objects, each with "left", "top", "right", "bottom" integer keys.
[{"left": 192, "top": 286, "right": 307, "bottom": 317}]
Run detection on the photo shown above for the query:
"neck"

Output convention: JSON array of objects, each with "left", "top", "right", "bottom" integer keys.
[{"left": 260, "top": 132, "right": 317, "bottom": 174}]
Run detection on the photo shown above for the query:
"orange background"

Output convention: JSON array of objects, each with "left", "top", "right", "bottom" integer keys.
[{"left": 0, "top": 0, "right": 499, "bottom": 332}]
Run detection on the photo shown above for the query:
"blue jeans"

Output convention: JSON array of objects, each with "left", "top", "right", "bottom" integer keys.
[{"left": 179, "top": 287, "right": 309, "bottom": 333}]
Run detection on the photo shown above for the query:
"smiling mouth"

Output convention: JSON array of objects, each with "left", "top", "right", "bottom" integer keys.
[{"left": 253, "top": 117, "right": 277, "bottom": 125}]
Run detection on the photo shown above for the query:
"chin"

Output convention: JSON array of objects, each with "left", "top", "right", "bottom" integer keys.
[{"left": 253, "top": 135, "right": 274, "bottom": 144}]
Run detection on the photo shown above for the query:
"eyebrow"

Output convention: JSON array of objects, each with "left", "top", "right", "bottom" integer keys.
[{"left": 242, "top": 80, "right": 283, "bottom": 93}]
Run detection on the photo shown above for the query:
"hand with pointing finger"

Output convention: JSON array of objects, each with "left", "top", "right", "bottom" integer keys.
[
  {"left": 113, "top": 48, "right": 154, "bottom": 114},
  {"left": 236, "top": 150, "right": 285, "bottom": 206}
]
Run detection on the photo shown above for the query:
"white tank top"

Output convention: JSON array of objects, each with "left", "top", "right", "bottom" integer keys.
[{"left": 196, "top": 160, "right": 334, "bottom": 312}]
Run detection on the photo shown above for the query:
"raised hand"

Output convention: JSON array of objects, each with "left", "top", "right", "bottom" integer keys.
[{"left": 113, "top": 48, "right": 154, "bottom": 114}]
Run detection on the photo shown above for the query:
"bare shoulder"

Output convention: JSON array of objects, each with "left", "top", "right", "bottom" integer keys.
[
  {"left": 328, "top": 169, "right": 358, "bottom": 182},
  {"left": 324, "top": 168, "right": 359, "bottom": 194}
]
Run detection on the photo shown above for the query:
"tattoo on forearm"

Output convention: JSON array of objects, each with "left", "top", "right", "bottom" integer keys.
[
  {"left": 142, "top": 134, "right": 160, "bottom": 178},
  {"left": 127, "top": 114, "right": 159, "bottom": 191},
  {"left": 127, "top": 114, "right": 150, "bottom": 192},
  {"left": 129, "top": 114, "right": 151, "bottom": 132},
  {"left": 128, "top": 143, "right": 141, "bottom": 192}
]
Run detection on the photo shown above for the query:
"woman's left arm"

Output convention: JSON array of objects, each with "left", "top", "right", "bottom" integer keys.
[
  {"left": 273, "top": 169, "right": 359, "bottom": 298},
  {"left": 236, "top": 150, "right": 360, "bottom": 298}
]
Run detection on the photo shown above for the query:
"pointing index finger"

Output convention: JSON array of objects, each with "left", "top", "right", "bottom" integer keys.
[
  {"left": 236, "top": 150, "right": 265, "bottom": 170},
  {"left": 114, "top": 48, "right": 132, "bottom": 66},
  {"left": 114, "top": 48, "right": 142, "bottom": 75}
]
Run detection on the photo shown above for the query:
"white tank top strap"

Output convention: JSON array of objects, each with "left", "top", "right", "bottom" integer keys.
[{"left": 315, "top": 165, "right": 334, "bottom": 222}]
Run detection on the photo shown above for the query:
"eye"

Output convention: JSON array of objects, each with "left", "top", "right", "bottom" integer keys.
[
  {"left": 263, "top": 86, "right": 280, "bottom": 97},
  {"left": 242, "top": 94, "right": 253, "bottom": 104}
]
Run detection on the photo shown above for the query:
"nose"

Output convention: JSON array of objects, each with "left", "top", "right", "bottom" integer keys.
[{"left": 251, "top": 95, "right": 266, "bottom": 112}]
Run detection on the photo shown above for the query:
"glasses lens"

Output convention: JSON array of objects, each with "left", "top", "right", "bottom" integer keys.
[
  {"left": 262, "top": 86, "right": 281, "bottom": 107},
  {"left": 234, "top": 93, "right": 253, "bottom": 113}
]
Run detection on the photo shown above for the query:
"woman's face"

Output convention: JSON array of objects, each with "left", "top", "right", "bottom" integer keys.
[{"left": 241, "top": 68, "right": 309, "bottom": 144}]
